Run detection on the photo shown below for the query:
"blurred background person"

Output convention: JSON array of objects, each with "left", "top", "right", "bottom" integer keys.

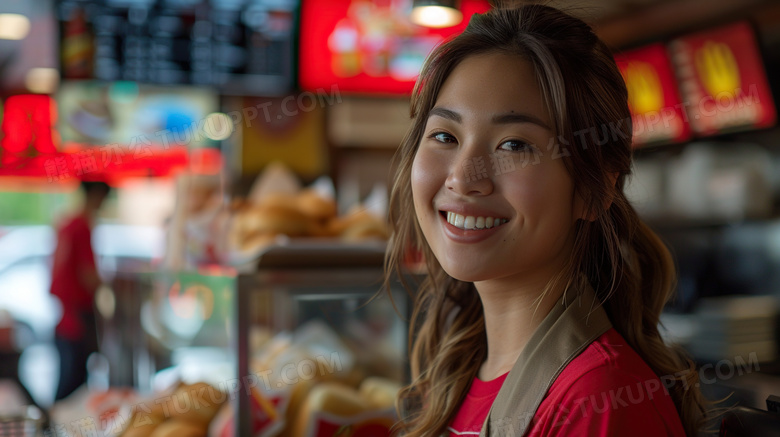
[{"left": 49, "top": 180, "right": 110, "bottom": 401}]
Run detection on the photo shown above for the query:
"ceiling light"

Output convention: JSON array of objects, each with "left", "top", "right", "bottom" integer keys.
[
  {"left": 411, "top": 0, "right": 463, "bottom": 28},
  {"left": 0, "top": 14, "right": 31, "bottom": 40},
  {"left": 203, "top": 112, "right": 234, "bottom": 141}
]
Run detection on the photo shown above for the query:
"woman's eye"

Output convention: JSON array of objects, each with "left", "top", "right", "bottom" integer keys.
[
  {"left": 430, "top": 132, "right": 457, "bottom": 144},
  {"left": 498, "top": 140, "right": 531, "bottom": 152}
]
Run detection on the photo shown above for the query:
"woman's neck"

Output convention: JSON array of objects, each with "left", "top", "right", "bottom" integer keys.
[{"left": 474, "top": 271, "right": 567, "bottom": 381}]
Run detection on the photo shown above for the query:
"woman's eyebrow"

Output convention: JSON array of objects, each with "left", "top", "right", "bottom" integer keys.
[
  {"left": 491, "top": 112, "right": 551, "bottom": 131},
  {"left": 429, "top": 107, "right": 550, "bottom": 131},
  {"left": 429, "top": 107, "right": 461, "bottom": 123}
]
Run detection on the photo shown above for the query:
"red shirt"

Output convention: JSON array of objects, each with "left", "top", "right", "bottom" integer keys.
[
  {"left": 449, "top": 371, "right": 509, "bottom": 435},
  {"left": 50, "top": 214, "right": 97, "bottom": 340},
  {"left": 449, "top": 329, "right": 686, "bottom": 436}
]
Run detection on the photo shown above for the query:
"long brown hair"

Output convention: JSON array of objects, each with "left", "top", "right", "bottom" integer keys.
[{"left": 385, "top": 3, "right": 708, "bottom": 436}]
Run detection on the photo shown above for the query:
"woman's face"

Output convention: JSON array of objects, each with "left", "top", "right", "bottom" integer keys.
[{"left": 411, "top": 52, "right": 583, "bottom": 285}]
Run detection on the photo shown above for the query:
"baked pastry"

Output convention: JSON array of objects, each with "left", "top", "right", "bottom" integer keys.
[
  {"left": 358, "top": 377, "right": 401, "bottom": 410},
  {"left": 120, "top": 403, "right": 165, "bottom": 437},
  {"left": 148, "top": 420, "right": 206, "bottom": 437},
  {"left": 328, "top": 209, "right": 389, "bottom": 241},
  {"left": 243, "top": 204, "right": 312, "bottom": 237},
  {"left": 291, "top": 382, "right": 367, "bottom": 436},
  {"left": 165, "top": 382, "right": 226, "bottom": 426},
  {"left": 227, "top": 187, "right": 388, "bottom": 254},
  {"left": 340, "top": 217, "right": 389, "bottom": 241},
  {"left": 295, "top": 189, "right": 337, "bottom": 221}
]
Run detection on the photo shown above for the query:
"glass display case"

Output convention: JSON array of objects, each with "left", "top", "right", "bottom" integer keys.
[
  {"left": 101, "top": 267, "right": 237, "bottom": 391},
  {"left": 233, "top": 241, "right": 413, "bottom": 437}
]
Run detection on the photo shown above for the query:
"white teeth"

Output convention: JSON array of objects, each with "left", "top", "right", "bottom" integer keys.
[
  {"left": 444, "top": 212, "right": 507, "bottom": 230},
  {"left": 454, "top": 214, "right": 465, "bottom": 228}
]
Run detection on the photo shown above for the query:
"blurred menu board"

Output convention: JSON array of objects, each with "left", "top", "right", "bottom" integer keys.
[
  {"left": 57, "top": 80, "right": 218, "bottom": 148},
  {"left": 299, "top": 0, "right": 490, "bottom": 95},
  {"left": 58, "top": 0, "right": 298, "bottom": 95},
  {"left": 616, "top": 43, "right": 692, "bottom": 147},
  {"left": 669, "top": 22, "right": 777, "bottom": 136}
]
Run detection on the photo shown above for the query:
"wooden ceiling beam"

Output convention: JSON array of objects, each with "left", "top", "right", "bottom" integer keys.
[{"left": 594, "top": 0, "right": 773, "bottom": 49}]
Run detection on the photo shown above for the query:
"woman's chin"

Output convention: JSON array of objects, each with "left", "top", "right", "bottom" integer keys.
[{"left": 440, "top": 264, "right": 493, "bottom": 284}]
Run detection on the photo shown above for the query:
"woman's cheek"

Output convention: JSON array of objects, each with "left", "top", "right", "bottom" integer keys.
[
  {"left": 502, "top": 172, "right": 539, "bottom": 207},
  {"left": 410, "top": 152, "right": 431, "bottom": 223},
  {"left": 411, "top": 149, "right": 440, "bottom": 204}
]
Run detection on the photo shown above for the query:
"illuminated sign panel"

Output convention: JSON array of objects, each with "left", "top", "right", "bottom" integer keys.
[
  {"left": 617, "top": 43, "right": 692, "bottom": 146},
  {"left": 299, "top": 0, "right": 490, "bottom": 95},
  {"left": 669, "top": 22, "right": 776, "bottom": 136},
  {"left": 1, "top": 95, "right": 57, "bottom": 155},
  {"left": 0, "top": 88, "right": 217, "bottom": 182}
]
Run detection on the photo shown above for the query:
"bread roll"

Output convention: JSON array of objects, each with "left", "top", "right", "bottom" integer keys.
[
  {"left": 121, "top": 423, "right": 160, "bottom": 437},
  {"left": 259, "top": 192, "right": 301, "bottom": 211},
  {"left": 165, "top": 382, "right": 226, "bottom": 426},
  {"left": 228, "top": 207, "right": 256, "bottom": 248},
  {"left": 358, "top": 377, "right": 402, "bottom": 409},
  {"left": 148, "top": 420, "right": 206, "bottom": 437},
  {"left": 295, "top": 189, "right": 337, "bottom": 221},
  {"left": 291, "top": 382, "right": 367, "bottom": 437},
  {"left": 121, "top": 404, "right": 165, "bottom": 437},
  {"left": 207, "top": 400, "right": 233, "bottom": 437},
  {"left": 340, "top": 218, "right": 389, "bottom": 241},
  {"left": 245, "top": 205, "right": 311, "bottom": 236},
  {"left": 284, "top": 377, "right": 318, "bottom": 435},
  {"left": 327, "top": 209, "right": 388, "bottom": 241}
]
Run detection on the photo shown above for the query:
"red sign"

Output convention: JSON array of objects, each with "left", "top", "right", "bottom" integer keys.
[
  {"left": 1, "top": 95, "right": 58, "bottom": 155},
  {"left": 303, "top": 409, "right": 396, "bottom": 437},
  {"left": 299, "top": 0, "right": 491, "bottom": 95},
  {"left": 0, "top": 94, "right": 218, "bottom": 184},
  {"left": 669, "top": 21, "right": 776, "bottom": 136},
  {"left": 0, "top": 143, "right": 190, "bottom": 185},
  {"left": 616, "top": 43, "right": 692, "bottom": 147}
]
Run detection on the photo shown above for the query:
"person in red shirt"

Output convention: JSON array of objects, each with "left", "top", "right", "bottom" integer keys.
[
  {"left": 50, "top": 180, "right": 110, "bottom": 401},
  {"left": 384, "top": 4, "right": 711, "bottom": 436}
]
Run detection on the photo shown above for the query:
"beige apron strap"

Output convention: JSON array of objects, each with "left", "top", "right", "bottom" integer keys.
[{"left": 479, "top": 282, "right": 612, "bottom": 436}]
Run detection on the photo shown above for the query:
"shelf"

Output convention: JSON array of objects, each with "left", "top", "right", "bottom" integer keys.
[{"left": 644, "top": 214, "right": 780, "bottom": 231}]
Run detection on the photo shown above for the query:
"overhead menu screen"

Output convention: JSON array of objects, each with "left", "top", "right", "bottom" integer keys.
[{"left": 58, "top": 0, "right": 298, "bottom": 95}]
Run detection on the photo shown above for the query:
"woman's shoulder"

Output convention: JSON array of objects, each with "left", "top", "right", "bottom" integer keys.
[
  {"left": 554, "top": 328, "right": 658, "bottom": 388},
  {"left": 527, "top": 328, "right": 686, "bottom": 436},
  {"left": 548, "top": 327, "right": 677, "bottom": 404}
]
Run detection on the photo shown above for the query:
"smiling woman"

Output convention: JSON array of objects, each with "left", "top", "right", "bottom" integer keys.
[
  {"left": 412, "top": 53, "right": 577, "bottom": 286},
  {"left": 384, "top": 3, "right": 710, "bottom": 437}
]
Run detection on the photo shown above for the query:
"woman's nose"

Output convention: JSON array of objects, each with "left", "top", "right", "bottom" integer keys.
[{"left": 445, "top": 150, "right": 494, "bottom": 196}]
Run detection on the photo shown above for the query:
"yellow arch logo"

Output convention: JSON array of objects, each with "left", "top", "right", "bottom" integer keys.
[
  {"left": 695, "top": 41, "right": 741, "bottom": 97},
  {"left": 624, "top": 62, "right": 664, "bottom": 114}
]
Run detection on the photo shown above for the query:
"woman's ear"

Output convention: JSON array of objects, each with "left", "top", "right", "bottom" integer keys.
[{"left": 574, "top": 172, "right": 620, "bottom": 222}]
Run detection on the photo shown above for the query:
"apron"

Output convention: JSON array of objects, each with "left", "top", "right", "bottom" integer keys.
[{"left": 479, "top": 281, "right": 612, "bottom": 436}]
